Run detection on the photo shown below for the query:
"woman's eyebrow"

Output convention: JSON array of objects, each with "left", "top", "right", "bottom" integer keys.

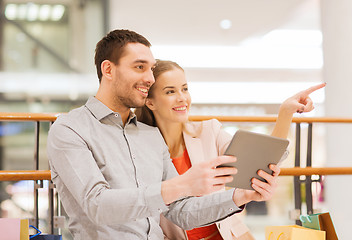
[{"left": 162, "top": 86, "right": 175, "bottom": 90}]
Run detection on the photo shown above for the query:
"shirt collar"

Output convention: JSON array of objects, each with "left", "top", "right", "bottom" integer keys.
[{"left": 85, "top": 96, "right": 137, "bottom": 125}]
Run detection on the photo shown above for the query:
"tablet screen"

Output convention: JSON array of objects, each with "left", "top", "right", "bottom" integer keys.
[{"left": 220, "top": 130, "right": 289, "bottom": 190}]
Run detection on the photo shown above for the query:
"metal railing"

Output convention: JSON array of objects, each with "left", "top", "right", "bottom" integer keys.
[
  {"left": 0, "top": 112, "right": 58, "bottom": 233},
  {"left": 1, "top": 112, "right": 352, "bottom": 229}
]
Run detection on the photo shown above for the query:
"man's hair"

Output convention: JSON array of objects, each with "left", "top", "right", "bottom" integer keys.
[{"left": 94, "top": 29, "right": 151, "bottom": 82}]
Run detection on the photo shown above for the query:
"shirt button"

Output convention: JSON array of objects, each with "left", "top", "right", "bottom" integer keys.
[
  {"left": 158, "top": 208, "right": 162, "bottom": 213},
  {"left": 114, "top": 113, "right": 119, "bottom": 117},
  {"left": 229, "top": 208, "right": 234, "bottom": 212}
]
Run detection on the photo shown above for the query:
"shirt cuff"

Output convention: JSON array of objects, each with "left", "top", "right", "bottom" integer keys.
[
  {"left": 222, "top": 188, "right": 242, "bottom": 214},
  {"left": 145, "top": 183, "right": 169, "bottom": 215}
]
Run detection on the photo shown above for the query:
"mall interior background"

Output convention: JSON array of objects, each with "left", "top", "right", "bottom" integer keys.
[{"left": 0, "top": 0, "right": 352, "bottom": 239}]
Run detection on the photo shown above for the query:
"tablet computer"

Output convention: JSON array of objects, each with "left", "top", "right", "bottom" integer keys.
[{"left": 219, "top": 129, "right": 289, "bottom": 190}]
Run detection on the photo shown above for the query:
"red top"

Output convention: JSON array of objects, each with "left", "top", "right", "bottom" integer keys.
[{"left": 172, "top": 149, "right": 223, "bottom": 240}]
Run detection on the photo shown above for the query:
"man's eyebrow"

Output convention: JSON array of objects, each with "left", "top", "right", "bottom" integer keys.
[
  {"left": 133, "top": 59, "right": 156, "bottom": 65},
  {"left": 133, "top": 59, "right": 148, "bottom": 64}
]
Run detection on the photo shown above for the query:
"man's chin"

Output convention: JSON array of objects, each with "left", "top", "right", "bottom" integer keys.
[{"left": 128, "top": 99, "right": 147, "bottom": 109}]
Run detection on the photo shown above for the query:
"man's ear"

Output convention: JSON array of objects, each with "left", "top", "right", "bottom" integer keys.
[
  {"left": 101, "top": 60, "right": 113, "bottom": 81},
  {"left": 146, "top": 98, "right": 156, "bottom": 111}
]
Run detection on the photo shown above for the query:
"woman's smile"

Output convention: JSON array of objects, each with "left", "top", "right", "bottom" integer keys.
[{"left": 172, "top": 105, "right": 188, "bottom": 112}]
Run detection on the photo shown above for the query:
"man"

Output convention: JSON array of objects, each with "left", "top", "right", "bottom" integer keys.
[{"left": 47, "top": 29, "right": 280, "bottom": 240}]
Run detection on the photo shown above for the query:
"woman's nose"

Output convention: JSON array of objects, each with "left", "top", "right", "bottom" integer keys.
[{"left": 177, "top": 92, "right": 187, "bottom": 102}]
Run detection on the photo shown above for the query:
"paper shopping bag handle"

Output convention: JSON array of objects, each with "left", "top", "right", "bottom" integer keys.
[{"left": 268, "top": 232, "right": 284, "bottom": 240}]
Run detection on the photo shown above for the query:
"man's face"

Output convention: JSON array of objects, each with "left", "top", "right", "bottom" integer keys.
[{"left": 111, "top": 43, "right": 156, "bottom": 110}]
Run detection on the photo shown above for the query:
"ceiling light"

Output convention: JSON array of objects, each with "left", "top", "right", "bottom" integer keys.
[
  {"left": 39, "top": 5, "right": 51, "bottom": 21},
  {"left": 152, "top": 44, "right": 322, "bottom": 69},
  {"left": 27, "top": 3, "right": 39, "bottom": 21},
  {"left": 4, "top": 3, "right": 65, "bottom": 22},
  {"left": 17, "top": 4, "right": 27, "bottom": 20},
  {"left": 51, "top": 5, "right": 65, "bottom": 21},
  {"left": 220, "top": 19, "right": 232, "bottom": 30},
  {"left": 4, "top": 4, "right": 17, "bottom": 20},
  {"left": 261, "top": 29, "right": 322, "bottom": 46}
]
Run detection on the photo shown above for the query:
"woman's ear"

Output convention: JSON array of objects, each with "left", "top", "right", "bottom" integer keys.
[
  {"left": 101, "top": 60, "right": 113, "bottom": 81},
  {"left": 146, "top": 98, "right": 156, "bottom": 111}
]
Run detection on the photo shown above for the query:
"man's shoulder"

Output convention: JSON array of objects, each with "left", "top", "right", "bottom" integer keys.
[
  {"left": 54, "top": 105, "right": 87, "bottom": 125},
  {"left": 50, "top": 105, "right": 93, "bottom": 135},
  {"left": 136, "top": 121, "right": 166, "bottom": 143}
]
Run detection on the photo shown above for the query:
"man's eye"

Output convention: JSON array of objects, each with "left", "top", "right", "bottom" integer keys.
[
  {"left": 183, "top": 87, "right": 188, "bottom": 92},
  {"left": 136, "top": 65, "right": 144, "bottom": 69}
]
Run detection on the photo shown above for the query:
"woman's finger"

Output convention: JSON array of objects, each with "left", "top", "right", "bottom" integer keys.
[{"left": 301, "top": 82, "right": 326, "bottom": 96}]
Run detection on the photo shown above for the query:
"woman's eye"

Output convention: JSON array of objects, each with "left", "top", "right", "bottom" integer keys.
[
  {"left": 166, "top": 90, "right": 174, "bottom": 94},
  {"left": 183, "top": 87, "right": 188, "bottom": 92}
]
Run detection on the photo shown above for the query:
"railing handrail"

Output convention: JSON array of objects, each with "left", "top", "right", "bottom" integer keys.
[
  {"left": 280, "top": 167, "right": 352, "bottom": 176},
  {"left": 0, "top": 170, "right": 51, "bottom": 181},
  {"left": 1, "top": 112, "right": 352, "bottom": 123},
  {"left": 1, "top": 168, "right": 352, "bottom": 181},
  {"left": 189, "top": 116, "right": 352, "bottom": 123},
  {"left": 1, "top": 113, "right": 352, "bottom": 181},
  {"left": 0, "top": 112, "right": 59, "bottom": 121}
]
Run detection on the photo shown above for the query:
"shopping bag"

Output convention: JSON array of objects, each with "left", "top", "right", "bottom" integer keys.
[
  {"left": 300, "top": 212, "right": 338, "bottom": 240},
  {"left": 0, "top": 218, "right": 29, "bottom": 240},
  {"left": 265, "top": 225, "right": 325, "bottom": 240},
  {"left": 30, "top": 236, "right": 62, "bottom": 240},
  {"left": 29, "top": 225, "right": 62, "bottom": 240}
]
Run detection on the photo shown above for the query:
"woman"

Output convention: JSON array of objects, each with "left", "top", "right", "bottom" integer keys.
[{"left": 135, "top": 60, "right": 325, "bottom": 240}]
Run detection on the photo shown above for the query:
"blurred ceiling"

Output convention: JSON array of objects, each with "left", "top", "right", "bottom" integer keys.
[
  {"left": 0, "top": 0, "right": 323, "bottom": 103},
  {"left": 110, "top": 0, "right": 320, "bottom": 45}
]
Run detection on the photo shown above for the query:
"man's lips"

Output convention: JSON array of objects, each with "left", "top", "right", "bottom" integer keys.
[{"left": 136, "top": 87, "right": 149, "bottom": 96}]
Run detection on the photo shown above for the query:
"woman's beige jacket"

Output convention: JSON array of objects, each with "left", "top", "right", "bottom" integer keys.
[{"left": 161, "top": 119, "right": 255, "bottom": 240}]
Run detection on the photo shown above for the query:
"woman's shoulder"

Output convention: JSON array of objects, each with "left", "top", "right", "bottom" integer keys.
[
  {"left": 185, "top": 119, "right": 222, "bottom": 136},
  {"left": 187, "top": 118, "right": 221, "bottom": 127}
]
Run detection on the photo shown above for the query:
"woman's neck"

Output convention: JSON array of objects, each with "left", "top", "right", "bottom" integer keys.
[{"left": 157, "top": 120, "right": 185, "bottom": 158}]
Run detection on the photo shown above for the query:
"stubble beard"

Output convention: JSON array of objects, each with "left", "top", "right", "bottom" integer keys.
[{"left": 114, "top": 94, "right": 146, "bottom": 109}]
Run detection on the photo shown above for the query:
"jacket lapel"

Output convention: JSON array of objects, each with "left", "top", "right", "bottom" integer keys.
[{"left": 183, "top": 131, "right": 205, "bottom": 165}]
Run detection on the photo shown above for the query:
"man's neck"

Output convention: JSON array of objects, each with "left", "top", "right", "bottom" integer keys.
[{"left": 95, "top": 91, "right": 130, "bottom": 126}]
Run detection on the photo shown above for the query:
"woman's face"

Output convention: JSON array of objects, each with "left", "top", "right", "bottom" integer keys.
[{"left": 147, "top": 68, "right": 191, "bottom": 124}]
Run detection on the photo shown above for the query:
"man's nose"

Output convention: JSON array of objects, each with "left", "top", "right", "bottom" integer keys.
[{"left": 144, "top": 70, "right": 155, "bottom": 85}]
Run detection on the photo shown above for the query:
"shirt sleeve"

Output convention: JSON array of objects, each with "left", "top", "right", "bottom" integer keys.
[
  {"left": 162, "top": 120, "right": 243, "bottom": 230},
  {"left": 47, "top": 121, "right": 169, "bottom": 225},
  {"left": 164, "top": 189, "right": 242, "bottom": 230}
]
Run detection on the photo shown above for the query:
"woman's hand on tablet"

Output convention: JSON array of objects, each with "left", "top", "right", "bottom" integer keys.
[{"left": 232, "top": 164, "right": 280, "bottom": 206}]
